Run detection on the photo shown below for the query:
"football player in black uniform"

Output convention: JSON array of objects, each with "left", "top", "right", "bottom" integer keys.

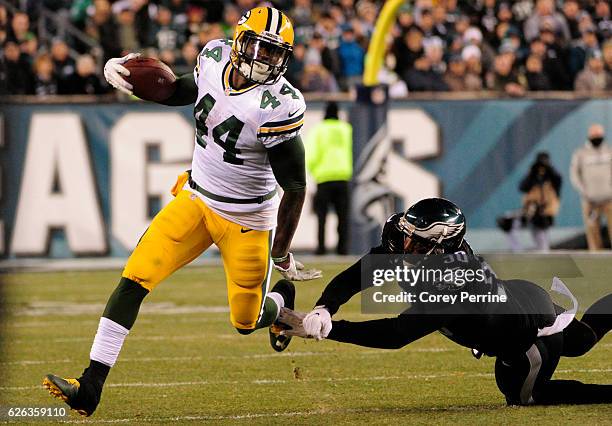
[{"left": 280, "top": 198, "right": 612, "bottom": 405}]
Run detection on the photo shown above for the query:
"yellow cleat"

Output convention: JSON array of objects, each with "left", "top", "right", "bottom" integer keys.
[{"left": 42, "top": 374, "right": 96, "bottom": 417}]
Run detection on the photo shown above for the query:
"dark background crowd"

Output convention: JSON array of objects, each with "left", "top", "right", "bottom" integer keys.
[{"left": 0, "top": 0, "right": 611, "bottom": 97}]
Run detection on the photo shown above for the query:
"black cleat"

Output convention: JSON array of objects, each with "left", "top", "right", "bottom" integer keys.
[
  {"left": 42, "top": 374, "right": 101, "bottom": 417},
  {"left": 269, "top": 279, "right": 295, "bottom": 352}
]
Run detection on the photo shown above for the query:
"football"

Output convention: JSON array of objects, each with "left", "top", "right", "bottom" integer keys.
[{"left": 123, "top": 57, "right": 176, "bottom": 102}]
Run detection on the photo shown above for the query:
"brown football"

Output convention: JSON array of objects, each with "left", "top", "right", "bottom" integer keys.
[{"left": 124, "top": 57, "right": 176, "bottom": 102}]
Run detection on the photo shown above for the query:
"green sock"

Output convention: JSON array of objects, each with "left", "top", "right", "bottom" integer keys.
[{"left": 254, "top": 296, "right": 280, "bottom": 330}]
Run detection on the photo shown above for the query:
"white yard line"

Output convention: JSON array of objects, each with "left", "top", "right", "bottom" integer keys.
[
  {"left": 5, "top": 368, "right": 611, "bottom": 392},
  {"left": 1, "top": 348, "right": 456, "bottom": 366}
]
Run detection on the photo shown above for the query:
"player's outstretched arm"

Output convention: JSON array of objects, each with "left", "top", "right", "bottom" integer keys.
[
  {"left": 326, "top": 312, "right": 445, "bottom": 349},
  {"left": 157, "top": 74, "right": 198, "bottom": 106},
  {"left": 104, "top": 54, "right": 197, "bottom": 105},
  {"left": 268, "top": 136, "right": 322, "bottom": 281}
]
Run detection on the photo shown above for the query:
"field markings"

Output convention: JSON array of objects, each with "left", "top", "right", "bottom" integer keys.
[
  {"left": 56, "top": 405, "right": 508, "bottom": 424},
  {"left": 1, "top": 347, "right": 457, "bottom": 367},
  {"left": 4, "top": 302, "right": 229, "bottom": 317},
  {"left": 4, "top": 368, "right": 611, "bottom": 392}
]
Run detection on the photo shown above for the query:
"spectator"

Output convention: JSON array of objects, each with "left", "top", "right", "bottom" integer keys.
[
  {"left": 9, "top": 12, "right": 33, "bottom": 44},
  {"left": 570, "top": 124, "right": 612, "bottom": 250},
  {"left": 529, "top": 35, "right": 571, "bottom": 90},
  {"left": 432, "top": 5, "right": 449, "bottom": 41},
  {"left": 603, "top": 40, "right": 612, "bottom": 76},
  {"left": 86, "top": 0, "right": 120, "bottom": 61},
  {"left": 286, "top": 42, "right": 306, "bottom": 89},
  {"left": 525, "top": 54, "right": 552, "bottom": 90},
  {"left": 417, "top": 8, "right": 436, "bottom": 40},
  {"left": 462, "top": 45, "right": 484, "bottom": 90},
  {"left": 424, "top": 36, "right": 446, "bottom": 74},
  {"left": 501, "top": 152, "right": 562, "bottom": 252},
  {"left": 539, "top": 26, "right": 572, "bottom": 89},
  {"left": 523, "top": 0, "right": 570, "bottom": 42},
  {"left": 306, "top": 101, "right": 352, "bottom": 255},
  {"left": 315, "top": 12, "right": 341, "bottom": 49},
  {"left": 575, "top": 49, "right": 612, "bottom": 91},
  {"left": 2, "top": 41, "right": 33, "bottom": 94},
  {"left": 197, "top": 23, "right": 225, "bottom": 49},
  {"left": 305, "top": 32, "right": 340, "bottom": 80},
  {"left": 116, "top": 6, "right": 140, "bottom": 54},
  {"left": 51, "top": 39, "right": 75, "bottom": 85},
  {"left": 463, "top": 26, "right": 495, "bottom": 74},
  {"left": 159, "top": 48, "right": 176, "bottom": 68},
  {"left": 443, "top": 54, "right": 468, "bottom": 91},
  {"left": 63, "top": 54, "right": 106, "bottom": 95},
  {"left": 174, "top": 41, "right": 198, "bottom": 75},
  {"left": 150, "top": 6, "right": 184, "bottom": 52},
  {"left": 337, "top": 25, "right": 364, "bottom": 89},
  {"left": 404, "top": 55, "right": 449, "bottom": 92},
  {"left": 301, "top": 63, "right": 338, "bottom": 92},
  {"left": 221, "top": 4, "right": 241, "bottom": 39},
  {"left": 562, "top": 0, "right": 583, "bottom": 40},
  {"left": 487, "top": 50, "right": 526, "bottom": 96},
  {"left": 392, "top": 25, "right": 424, "bottom": 78},
  {"left": 594, "top": 0, "right": 612, "bottom": 42},
  {"left": 33, "top": 53, "right": 58, "bottom": 96},
  {"left": 569, "top": 26, "right": 600, "bottom": 79},
  {"left": 291, "top": 0, "right": 313, "bottom": 28},
  {"left": 396, "top": 6, "right": 414, "bottom": 33}
]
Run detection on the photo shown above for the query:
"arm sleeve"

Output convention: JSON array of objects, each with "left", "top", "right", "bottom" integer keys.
[
  {"left": 327, "top": 310, "right": 448, "bottom": 349},
  {"left": 569, "top": 152, "right": 584, "bottom": 194},
  {"left": 158, "top": 73, "right": 198, "bottom": 106},
  {"left": 267, "top": 135, "right": 306, "bottom": 191}
]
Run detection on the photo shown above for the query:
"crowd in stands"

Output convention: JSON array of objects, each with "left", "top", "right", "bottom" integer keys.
[{"left": 0, "top": 0, "right": 611, "bottom": 97}]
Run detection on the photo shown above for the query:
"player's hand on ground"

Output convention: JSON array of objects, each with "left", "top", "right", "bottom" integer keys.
[
  {"left": 104, "top": 53, "right": 140, "bottom": 95},
  {"left": 302, "top": 306, "right": 332, "bottom": 340},
  {"left": 273, "top": 253, "right": 322, "bottom": 281},
  {"left": 277, "top": 308, "right": 309, "bottom": 338}
]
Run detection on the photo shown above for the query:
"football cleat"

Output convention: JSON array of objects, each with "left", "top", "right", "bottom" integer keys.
[
  {"left": 269, "top": 279, "right": 295, "bottom": 352},
  {"left": 42, "top": 374, "right": 99, "bottom": 417}
]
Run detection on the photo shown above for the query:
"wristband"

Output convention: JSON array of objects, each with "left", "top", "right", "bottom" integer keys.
[{"left": 272, "top": 254, "right": 290, "bottom": 263}]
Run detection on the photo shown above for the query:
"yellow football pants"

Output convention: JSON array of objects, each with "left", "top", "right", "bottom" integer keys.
[{"left": 122, "top": 189, "right": 273, "bottom": 330}]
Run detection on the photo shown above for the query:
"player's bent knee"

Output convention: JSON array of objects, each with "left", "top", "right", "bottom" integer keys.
[{"left": 229, "top": 292, "right": 261, "bottom": 329}]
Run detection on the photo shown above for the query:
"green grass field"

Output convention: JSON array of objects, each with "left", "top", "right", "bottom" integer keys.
[{"left": 0, "top": 258, "right": 611, "bottom": 425}]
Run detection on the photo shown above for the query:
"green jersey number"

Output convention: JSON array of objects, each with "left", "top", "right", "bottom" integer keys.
[
  {"left": 201, "top": 46, "right": 223, "bottom": 62},
  {"left": 194, "top": 94, "right": 245, "bottom": 165},
  {"left": 260, "top": 90, "right": 281, "bottom": 110},
  {"left": 280, "top": 83, "right": 300, "bottom": 100}
]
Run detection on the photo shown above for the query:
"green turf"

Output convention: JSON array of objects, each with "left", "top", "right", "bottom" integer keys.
[{"left": 0, "top": 259, "right": 610, "bottom": 425}]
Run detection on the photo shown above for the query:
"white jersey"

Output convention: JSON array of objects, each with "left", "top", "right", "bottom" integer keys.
[{"left": 186, "top": 39, "right": 306, "bottom": 230}]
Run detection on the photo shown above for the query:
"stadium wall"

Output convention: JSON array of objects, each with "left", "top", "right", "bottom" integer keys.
[{"left": 0, "top": 98, "right": 610, "bottom": 258}]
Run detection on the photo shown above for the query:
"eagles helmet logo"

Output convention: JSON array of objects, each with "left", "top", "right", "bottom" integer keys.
[{"left": 413, "top": 221, "right": 465, "bottom": 241}]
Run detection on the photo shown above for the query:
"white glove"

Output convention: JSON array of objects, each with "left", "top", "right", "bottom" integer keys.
[
  {"left": 104, "top": 53, "right": 140, "bottom": 95},
  {"left": 273, "top": 253, "right": 322, "bottom": 281},
  {"left": 302, "top": 306, "right": 332, "bottom": 340},
  {"left": 277, "top": 308, "right": 308, "bottom": 338}
]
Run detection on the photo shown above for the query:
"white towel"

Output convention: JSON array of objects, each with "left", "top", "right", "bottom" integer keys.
[{"left": 537, "top": 277, "right": 579, "bottom": 337}]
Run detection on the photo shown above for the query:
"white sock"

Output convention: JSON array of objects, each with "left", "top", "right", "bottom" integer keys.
[
  {"left": 90, "top": 317, "right": 129, "bottom": 367},
  {"left": 266, "top": 292, "right": 284, "bottom": 319}
]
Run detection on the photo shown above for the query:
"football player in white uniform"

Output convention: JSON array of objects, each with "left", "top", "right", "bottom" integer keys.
[{"left": 43, "top": 7, "right": 321, "bottom": 416}]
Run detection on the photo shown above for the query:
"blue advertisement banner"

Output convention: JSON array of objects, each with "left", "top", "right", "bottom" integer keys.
[{"left": 0, "top": 99, "right": 610, "bottom": 258}]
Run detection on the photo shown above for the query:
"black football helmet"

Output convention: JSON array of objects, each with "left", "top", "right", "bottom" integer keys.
[{"left": 381, "top": 198, "right": 466, "bottom": 255}]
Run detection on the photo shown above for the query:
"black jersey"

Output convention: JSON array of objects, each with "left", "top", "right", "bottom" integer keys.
[{"left": 319, "top": 242, "right": 557, "bottom": 357}]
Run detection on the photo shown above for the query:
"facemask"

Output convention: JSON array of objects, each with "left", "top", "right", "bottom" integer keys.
[{"left": 589, "top": 136, "right": 604, "bottom": 147}]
